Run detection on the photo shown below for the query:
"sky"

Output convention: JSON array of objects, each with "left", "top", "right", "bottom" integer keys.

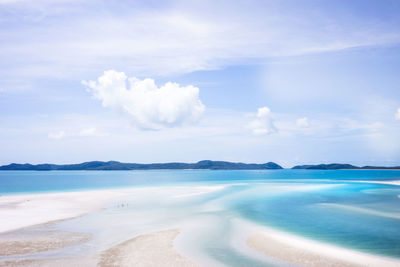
[{"left": 1, "top": 0, "right": 400, "bottom": 167}]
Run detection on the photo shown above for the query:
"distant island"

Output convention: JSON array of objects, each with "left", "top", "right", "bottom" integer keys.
[
  {"left": 292, "top": 163, "right": 400, "bottom": 170},
  {"left": 0, "top": 160, "right": 283, "bottom": 171},
  {"left": 1, "top": 161, "right": 400, "bottom": 171}
]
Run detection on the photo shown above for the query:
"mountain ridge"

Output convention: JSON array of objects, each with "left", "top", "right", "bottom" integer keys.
[
  {"left": 0, "top": 160, "right": 283, "bottom": 170},
  {"left": 1, "top": 161, "right": 399, "bottom": 170},
  {"left": 292, "top": 163, "right": 400, "bottom": 170}
]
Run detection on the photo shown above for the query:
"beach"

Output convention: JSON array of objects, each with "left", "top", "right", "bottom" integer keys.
[
  {"left": 247, "top": 227, "right": 400, "bottom": 267},
  {"left": 2, "top": 0, "right": 400, "bottom": 264},
  {"left": 0, "top": 186, "right": 221, "bottom": 266},
  {"left": 0, "top": 189, "right": 198, "bottom": 266},
  {"left": 99, "top": 229, "right": 198, "bottom": 267},
  {"left": 0, "top": 190, "right": 122, "bottom": 233},
  {"left": 0, "top": 170, "right": 400, "bottom": 266}
]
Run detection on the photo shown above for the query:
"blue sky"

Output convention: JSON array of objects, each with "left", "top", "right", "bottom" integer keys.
[{"left": 1, "top": 0, "right": 400, "bottom": 167}]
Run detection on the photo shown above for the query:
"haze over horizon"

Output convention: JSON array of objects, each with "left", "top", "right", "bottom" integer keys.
[{"left": 1, "top": 0, "right": 400, "bottom": 166}]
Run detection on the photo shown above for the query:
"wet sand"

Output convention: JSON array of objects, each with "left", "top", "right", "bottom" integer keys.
[
  {"left": 0, "top": 228, "right": 198, "bottom": 267},
  {"left": 0, "top": 230, "right": 91, "bottom": 256},
  {"left": 99, "top": 229, "right": 198, "bottom": 267},
  {"left": 247, "top": 230, "right": 400, "bottom": 267},
  {"left": 0, "top": 227, "right": 95, "bottom": 267},
  {"left": 0, "top": 256, "right": 97, "bottom": 267}
]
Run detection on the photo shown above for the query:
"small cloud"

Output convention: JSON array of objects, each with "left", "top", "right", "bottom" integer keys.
[
  {"left": 340, "top": 119, "right": 384, "bottom": 132},
  {"left": 78, "top": 127, "right": 108, "bottom": 137},
  {"left": 250, "top": 107, "right": 277, "bottom": 135},
  {"left": 296, "top": 117, "right": 310, "bottom": 128},
  {"left": 396, "top": 108, "right": 400, "bottom": 120},
  {"left": 83, "top": 70, "right": 205, "bottom": 130},
  {"left": 48, "top": 131, "right": 66, "bottom": 140},
  {"left": 48, "top": 128, "right": 108, "bottom": 139}
]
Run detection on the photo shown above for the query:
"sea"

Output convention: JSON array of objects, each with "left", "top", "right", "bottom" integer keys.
[{"left": 0, "top": 169, "right": 399, "bottom": 266}]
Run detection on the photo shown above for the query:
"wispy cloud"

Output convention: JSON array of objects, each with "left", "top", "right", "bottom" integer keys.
[
  {"left": 1, "top": 1, "right": 400, "bottom": 166},
  {"left": 1, "top": 0, "right": 400, "bottom": 81},
  {"left": 395, "top": 108, "right": 400, "bottom": 120},
  {"left": 48, "top": 130, "right": 66, "bottom": 140},
  {"left": 48, "top": 127, "right": 108, "bottom": 139},
  {"left": 78, "top": 127, "right": 108, "bottom": 137},
  {"left": 296, "top": 117, "right": 310, "bottom": 128}
]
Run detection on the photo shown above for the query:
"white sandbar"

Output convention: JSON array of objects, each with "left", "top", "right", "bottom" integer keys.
[
  {"left": 99, "top": 229, "right": 198, "bottom": 267},
  {"left": 247, "top": 227, "right": 400, "bottom": 267},
  {"left": 0, "top": 190, "right": 122, "bottom": 233}
]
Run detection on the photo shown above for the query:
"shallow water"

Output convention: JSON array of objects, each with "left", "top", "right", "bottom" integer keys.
[
  {"left": 1, "top": 169, "right": 399, "bottom": 194},
  {"left": 0, "top": 170, "right": 399, "bottom": 265}
]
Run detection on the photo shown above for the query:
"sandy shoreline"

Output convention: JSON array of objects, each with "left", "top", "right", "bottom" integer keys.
[
  {"left": 247, "top": 228, "right": 400, "bottom": 267},
  {"left": 0, "top": 181, "right": 395, "bottom": 235},
  {"left": 0, "top": 185, "right": 226, "bottom": 234},
  {"left": 0, "top": 230, "right": 91, "bottom": 256},
  {"left": 0, "top": 229, "right": 197, "bottom": 267},
  {"left": 0, "top": 190, "right": 122, "bottom": 233},
  {"left": 1, "top": 186, "right": 400, "bottom": 266},
  {"left": 99, "top": 229, "right": 198, "bottom": 267},
  {"left": 0, "top": 187, "right": 220, "bottom": 266},
  {"left": 356, "top": 180, "right": 400, "bottom": 186}
]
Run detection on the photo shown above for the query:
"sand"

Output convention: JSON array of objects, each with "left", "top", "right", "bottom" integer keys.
[
  {"left": 0, "top": 227, "right": 96, "bottom": 267},
  {"left": 0, "top": 228, "right": 198, "bottom": 267},
  {"left": 338, "top": 180, "right": 400, "bottom": 186},
  {"left": 362, "top": 180, "right": 400, "bottom": 186},
  {"left": 2, "top": 185, "right": 399, "bottom": 266},
  {"left": 0, "top": 186, "right": 224, "bottom": 267},
  {"left": 247, "top": 229, "right": 400, "bottom": 267},
  {"left": 99, "top": 229, "right": 198, "bottom": 267},
  {"left": 0, "top": 229, "right": 91, "bottom": 256},
  {"left": 0, "top": 190, "right": 122, "bottom": 233},
  {"left": 0, "top": 256, "right": 98, "bottom": 267}
]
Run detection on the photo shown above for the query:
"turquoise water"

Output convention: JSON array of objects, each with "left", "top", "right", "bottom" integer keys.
[
  {"left": 1, "top": 169, "right": 399, "bottom": 194},
  {"left": 1, "top": 170, "right": 399, "bottom": 265}
]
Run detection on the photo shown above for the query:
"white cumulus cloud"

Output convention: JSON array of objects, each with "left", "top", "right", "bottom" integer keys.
[
  {"left": 83, "top": 70, "right": 205, "bottom": 130},
  {"left": 396, "top": 108, "right": 400, "bottom": 120},
  {"left": 296, "top": 117, "right": 310, "bottom": 128},
  {"left": 250, "top": 107, "right": 277, "bottom": 135}
]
